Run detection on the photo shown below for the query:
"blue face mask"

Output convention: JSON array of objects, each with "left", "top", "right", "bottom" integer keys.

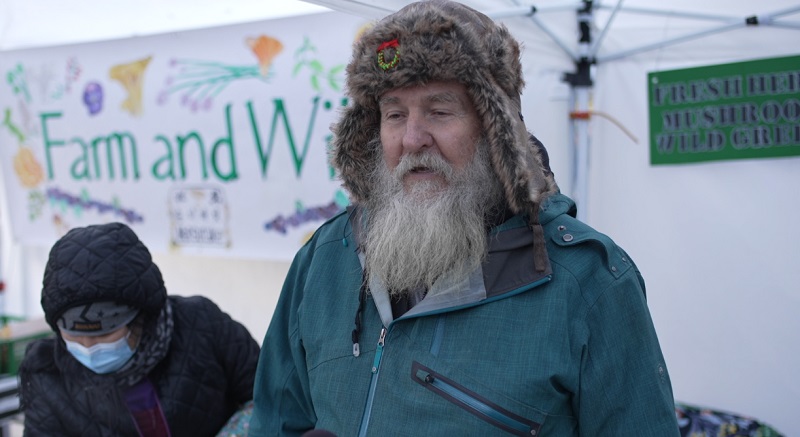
[{"left": 64, "top": 332, "right": 136, "bottom": 374}]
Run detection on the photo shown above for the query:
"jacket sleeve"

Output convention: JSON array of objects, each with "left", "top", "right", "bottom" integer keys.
[
  {"left": 19, "top": 342, "right": 69, "bottom": 437},
  {"left": 210, "top": 298, "right": 262, "bottom": 406},
  {"left": 575, "top": 265, "right": 680, "bottom": 436},
  {"left": 21, "top": 381, "right": 70, "bottom": 437},
  {"left": 22, "top": 396, "right": 66, "bottom": 437},
  {"left": 250, "top": 244, "right": 316, "bottom": 437}
]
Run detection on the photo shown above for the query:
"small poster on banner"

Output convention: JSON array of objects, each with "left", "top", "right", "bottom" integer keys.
[{"left": 169, "top": 186, "right": 230, "bottom": 248}]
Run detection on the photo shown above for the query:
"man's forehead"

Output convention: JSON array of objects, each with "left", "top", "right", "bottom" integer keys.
[{"left": 378, "top": 81, "right": 471, "bottom": 107}]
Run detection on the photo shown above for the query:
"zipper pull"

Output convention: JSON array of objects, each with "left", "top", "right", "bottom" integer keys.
[
  {"left": 371, "top": 328, "right": 387, "bottom": 374},
  {"left": 377, "top": 328, "right": 386, "bottom": 347}
]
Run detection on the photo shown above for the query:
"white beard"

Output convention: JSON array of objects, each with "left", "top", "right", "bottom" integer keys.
[{"left": 363, "top": 139, "right": 505, "bottom": 296}]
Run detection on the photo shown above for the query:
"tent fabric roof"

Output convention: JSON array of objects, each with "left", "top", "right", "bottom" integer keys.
[
  {"left": 0, "top": 0, "right": 330, "bottom": 50},
  {"left": 5, "top": 0, "right": 798, "bottom": 56},
  {"left": 301, "top": 0, "right": 800, "bottom": 65}
]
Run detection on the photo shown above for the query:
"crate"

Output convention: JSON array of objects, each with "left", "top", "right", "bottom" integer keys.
[{"left": 0, "top": 316, "right": 53, "bottom": 375}]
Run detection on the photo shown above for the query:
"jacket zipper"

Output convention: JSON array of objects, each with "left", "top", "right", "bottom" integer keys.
[
  {"left": 354, "top": 276, "right": 551, "bottom": 435},
  {"left": 357, "top": 327, "right": 387, "bottom": 437}
]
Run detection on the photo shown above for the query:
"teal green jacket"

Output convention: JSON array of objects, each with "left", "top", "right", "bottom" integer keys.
[{"left": 251, "top": 194, "right": 679, "bottom": 436}]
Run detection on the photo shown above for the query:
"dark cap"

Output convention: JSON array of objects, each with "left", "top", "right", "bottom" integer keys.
[{"left": 57, "top": 301, "right": 139, "bottom": 337}]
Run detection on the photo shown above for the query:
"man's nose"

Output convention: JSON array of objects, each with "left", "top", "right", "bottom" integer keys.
[{"left": 401, "top": 113, "right": 433, "bottom": 154}]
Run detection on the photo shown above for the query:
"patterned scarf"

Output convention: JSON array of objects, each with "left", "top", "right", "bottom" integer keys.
[{"left": 115, "top": 300, "right": 174, "bottom": 387}]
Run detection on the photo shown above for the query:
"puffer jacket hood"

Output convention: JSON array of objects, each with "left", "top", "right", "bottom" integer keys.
[
  {"left": 331, "top": 0, "right": 558, "bottom": 218},
  {"left": 41, "top": 222, "right": 167, "bottom": 333}
]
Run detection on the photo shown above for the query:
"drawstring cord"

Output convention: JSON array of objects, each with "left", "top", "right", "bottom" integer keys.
[
  {"left": 346, "top": 206, "right": 369, "bottom": 357},
  {"left": 529, "top": 203, "right": 548, "bottom": 273},
  {"left": 351, "top": 269, "right": 368, "bottom": 357}
]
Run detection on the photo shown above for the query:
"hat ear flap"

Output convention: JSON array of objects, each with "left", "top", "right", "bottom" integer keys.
[
  {"left": 484, "top": 93, "right": 556, "bottom": 216},
  {"left": 332, "top": 103, "right": 381, "bottom": 202}
]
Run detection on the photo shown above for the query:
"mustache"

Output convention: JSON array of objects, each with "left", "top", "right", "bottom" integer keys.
[{"left": 392, "top": 152, "right": 454, "bottom": 181}]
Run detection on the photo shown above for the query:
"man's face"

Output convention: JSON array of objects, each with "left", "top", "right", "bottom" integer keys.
[{"left": 379, "top": 80, "right": 481, "bottom": 192}]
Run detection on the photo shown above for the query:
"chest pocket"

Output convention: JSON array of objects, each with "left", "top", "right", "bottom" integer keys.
[{"left": 411, "top": 361, "right": 543, "bottom": 436}]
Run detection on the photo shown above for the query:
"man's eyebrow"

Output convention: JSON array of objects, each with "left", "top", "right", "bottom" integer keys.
[
  {"left": 378, "top": 95, "right": 399, "bottom": 107},
  {"left": 425, "top": 91, "right": 461, "bottom": 105},
  {"left": 378, "top": 91, "right": 464, "bottom": 108}
]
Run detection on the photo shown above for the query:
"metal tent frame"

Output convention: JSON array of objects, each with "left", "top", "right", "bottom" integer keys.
[{"left": 302, "top": 0, "right": 800, "bottom": 220}]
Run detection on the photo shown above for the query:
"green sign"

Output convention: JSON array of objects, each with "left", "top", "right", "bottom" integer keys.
[{"left": 648, "top": 55, "right": 800, "bottom": 165}]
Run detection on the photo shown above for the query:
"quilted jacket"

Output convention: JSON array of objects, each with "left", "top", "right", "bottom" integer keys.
[{"left": 18, "top": 222, "right": 260, "bottom": 436}]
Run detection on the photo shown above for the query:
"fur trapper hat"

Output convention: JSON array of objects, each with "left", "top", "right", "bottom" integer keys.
[{"left": 332, "top": 0, "right": 558, "bottom": 222}]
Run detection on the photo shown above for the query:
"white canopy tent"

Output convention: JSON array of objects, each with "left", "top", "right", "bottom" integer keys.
[
  {"left": 302, "top": 0, "right": 800, "bottom": 219},
  {"left": 0, "top": 0, "right": 330, "bottom": 50},
  {"left": 1, "top": 0, "right": 799, "bottom": 434}
]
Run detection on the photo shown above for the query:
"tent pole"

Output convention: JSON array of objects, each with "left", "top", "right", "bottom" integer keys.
[
  {"left": 595, "top": 4, "right": 738, "bottom": 21},
  {"left": 589, "top": 0, "right": 624, "bottom": 58},
  {"left": 600, "top": 21, "right": 748, "bottom": 62},
  {"left": 563, "top": 0, "right": 594, "bottom": 222},
  {"left": 599, "top": 6, "right": 800, "bottom": 62},
  {"left": 573, "top": 87, "right": 590, "bottom": 222},
  {"left": 502, "top": 1, "right": 582, "bottom": 60}
]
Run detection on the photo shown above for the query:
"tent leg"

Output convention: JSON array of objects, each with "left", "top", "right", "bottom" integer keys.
[
  {"left": 572, "top": 87, "right": 591, "bottom": 223},
  {"left": 564, "top": 1, "right": 594, "bottom": 223}
]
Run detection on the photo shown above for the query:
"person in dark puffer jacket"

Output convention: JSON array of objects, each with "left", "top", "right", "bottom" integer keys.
[{"left": 18, "top": 222, "right": 260, "bottom": 436}]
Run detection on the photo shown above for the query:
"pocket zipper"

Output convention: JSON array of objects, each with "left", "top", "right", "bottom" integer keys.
[{"left": 412, "top": 362, "right": 541, "bottom": 436}]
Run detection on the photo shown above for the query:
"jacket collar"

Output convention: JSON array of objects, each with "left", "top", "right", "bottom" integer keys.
[{"left": 351, "top": 206, "right": 555, "bottom": 325}]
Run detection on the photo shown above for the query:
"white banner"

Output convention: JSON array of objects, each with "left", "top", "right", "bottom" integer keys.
[{"left": 0, "top": 11, "right": 368, "bottom": 260}]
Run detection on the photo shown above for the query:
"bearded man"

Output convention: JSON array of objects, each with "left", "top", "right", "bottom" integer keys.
[{"left": 251, "top": 1, "right": 679, "bottom": 436}]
